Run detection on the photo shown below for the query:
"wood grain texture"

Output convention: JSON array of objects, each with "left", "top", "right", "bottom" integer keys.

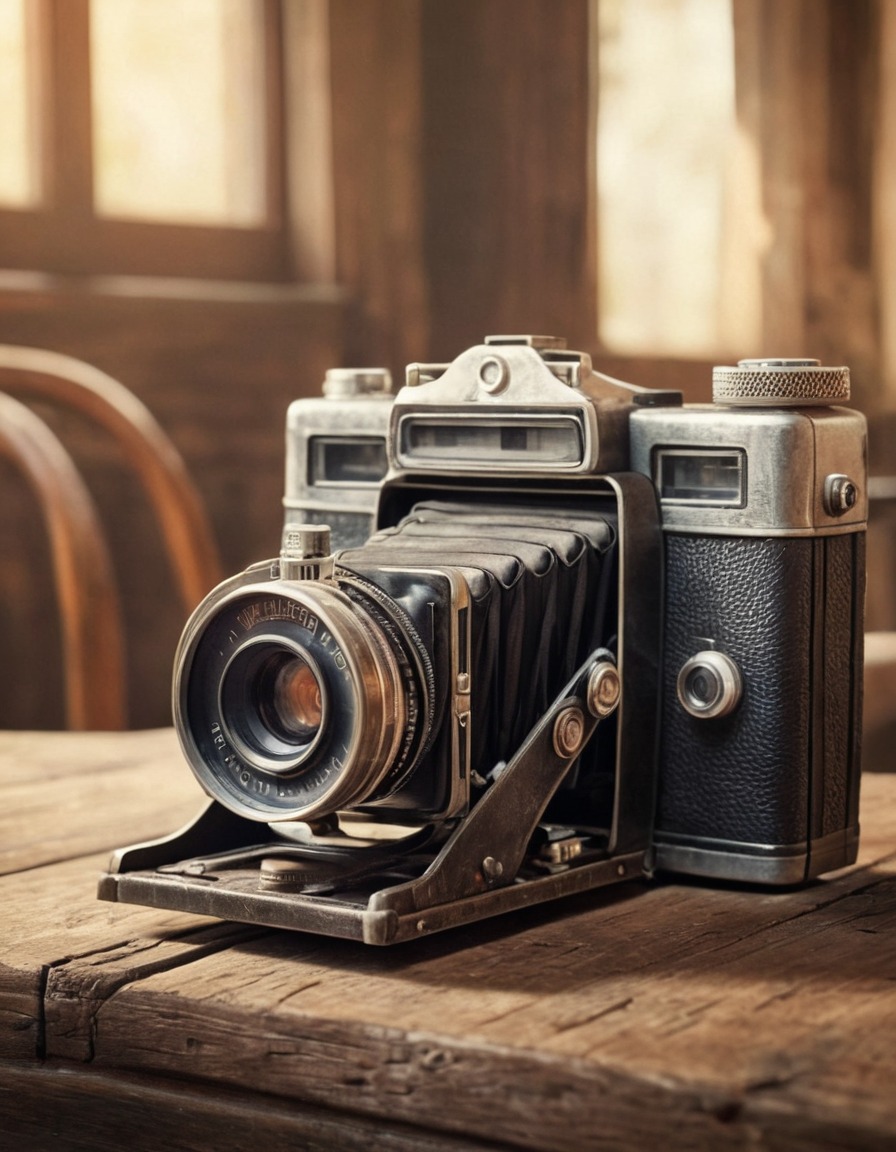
[
  {"left": 328, "top": 0, "right": 428, "bottom": 376},
  {"left": 420, "top": 0, "right": 594, "bottom": 362},
  {"left": 0, "top": 729, "right": 226, "bottom": 1061},
  {"left": 0, "top": 853, "right": 228, "bottom": 1061},
  {"left": 0, "top": 728, "right": 200, "bottom": 874},
  {"left": 1, "top": 732, "right": 895, "bottom": 1150},
  {"left": 82, "top": 843, "right": 896, "bottom": 1150},
  {"left": 0, "top": 1062, "right": 507, "bottom": 1152},
  {"left": 732, "top": 0, "right": 880, "bottom": 412}
]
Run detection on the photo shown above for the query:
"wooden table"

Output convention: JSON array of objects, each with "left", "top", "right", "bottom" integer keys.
[{"left": 1, "top": 729, "right": 895, "bottom": 1151}]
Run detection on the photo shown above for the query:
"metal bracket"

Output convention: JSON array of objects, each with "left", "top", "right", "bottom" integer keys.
[{"left": 369, "top": 649, "right": 617, "bottom": 918}]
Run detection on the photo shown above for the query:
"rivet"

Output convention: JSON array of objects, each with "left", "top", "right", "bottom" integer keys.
[
  {"left": 587, "top": 661, "right": 621, "bottom": 718},
  {"left": 553, "top": 705, "right": 586, "bottom": 758}
]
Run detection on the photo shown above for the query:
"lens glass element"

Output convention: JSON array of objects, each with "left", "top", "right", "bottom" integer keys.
[
  {"left": 220, "top": 639, "right": 327, "bottom": 772},
  {"left": 268, "top": 655, "right": 323, "bottom": 740},
  {"left": 684, "top": 666, "right": 719, "bottom": 710}
]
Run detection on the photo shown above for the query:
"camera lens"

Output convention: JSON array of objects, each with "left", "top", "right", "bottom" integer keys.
[
  {"left": 219, "top": 640, "right": 326, "bottom": 771},
  {"left": 174, "top": 578, "right": 434, "bottom": 822}
]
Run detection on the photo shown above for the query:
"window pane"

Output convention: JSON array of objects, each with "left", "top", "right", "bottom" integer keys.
[
  {"left": 0, "top": 0, "right": 40, "bottom": 207},
  {"left": 90, "top": 0, "right": 267, "bottom": 226},
  {"left": 596, "top": 0, "right": 763, "bottom": 357}
]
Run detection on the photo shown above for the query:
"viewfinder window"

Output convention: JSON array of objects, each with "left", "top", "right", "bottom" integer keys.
[
  {"left": 310, "top": 437, "right": 388, "bottom": 486},
  {"left": 657, "top": 449, "right": 745, "bottom": 506},
  {"left": 399, "top": 417, "right": 584, "bottom": 468}
]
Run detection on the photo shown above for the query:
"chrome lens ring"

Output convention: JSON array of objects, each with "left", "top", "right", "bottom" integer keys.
[{"left": 175, "top": 580, "right": 407, "bottom": 821}]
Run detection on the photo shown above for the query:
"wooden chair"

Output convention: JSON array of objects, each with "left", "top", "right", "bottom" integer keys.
[{"left": 0, "top": 345, "right": 222, "bottom": 730}]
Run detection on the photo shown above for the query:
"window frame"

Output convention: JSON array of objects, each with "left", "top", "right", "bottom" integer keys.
[{"left": 0, "top": 0, "right": 291, "bottom": 281}]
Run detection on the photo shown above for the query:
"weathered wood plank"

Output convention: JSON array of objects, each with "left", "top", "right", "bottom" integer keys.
[
  {"left": 56, "top": 775, "right": 896, "bottom": 1152},
  {"left": 0, "top": 1061, "right": 507, "bottom": 1152},
  {"left": 328, "top": 0, "right": 428, "bottom": 375},
  {"left": 0, "top": 849, "right": 262, "bottom": 1061},
  {"left": 0, "top": 728, "right": 201, "bottom": 874},
  {"left": 732, "top": 0, "right": 880, "bottom": 412},
  {"left": 0, "top": 729, "right": 263, "bottom": 1061},
  {"left": 419, "top": 0, "right": 594, "bottom": 360},
  {"left": 2, "top": 732, "right": 895, "bottom": 1149}
]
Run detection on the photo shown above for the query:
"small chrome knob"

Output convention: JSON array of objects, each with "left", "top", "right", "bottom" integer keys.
[
  {"left": 677, "top": 651, "right": 742, "bottom": 719},
  {"left": 587, "top": 660, "right": 621, "bottom": 718},
  {"left": 280, "top": 523, "right": 335, "bottom": 581},
  {"left": 824, "top": 474, "right": 860, "bottom": 517}
]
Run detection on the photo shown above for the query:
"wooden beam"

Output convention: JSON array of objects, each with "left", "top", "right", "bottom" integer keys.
[
  {"left": 420, "top": 0, "right": 594, "bottom": 360},
  {"left": 328, "top": 0, "right": 428, "bottom": 375},
  {"left": 733, "top": 0, "right": 880, "bottom": 410}
]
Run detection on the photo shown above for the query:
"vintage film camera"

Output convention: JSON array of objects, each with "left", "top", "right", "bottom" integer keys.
[{"left": 100, "top": 337, "right": 866, "bottom": 944}]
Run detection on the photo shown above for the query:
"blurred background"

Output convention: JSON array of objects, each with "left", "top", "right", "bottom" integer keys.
[{"left": 0, "top": 0, "right": 893, "bottom": 733}]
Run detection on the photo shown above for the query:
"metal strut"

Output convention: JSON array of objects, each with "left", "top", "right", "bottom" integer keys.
[{"left": 368, "top": 648, "right": 620, "bottom": 918}]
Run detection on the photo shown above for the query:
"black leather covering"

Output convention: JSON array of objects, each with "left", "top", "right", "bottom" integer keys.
[{"left": 656, "top": 531, "right": 863, "bottom": 851}]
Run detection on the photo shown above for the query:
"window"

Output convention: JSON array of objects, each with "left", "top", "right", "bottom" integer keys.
[
  {"left": 0, "top": 0, "right": 40, "bottom": 208},
  {"left": 0, "top": 0, "right": 288, "bottom": 280},
  {"left": 595, "top": 0, "right": 766, "bottom": 359}
]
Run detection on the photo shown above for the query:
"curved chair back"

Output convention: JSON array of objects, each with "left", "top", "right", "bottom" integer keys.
[{"left": 0, "top": 345, "right": 222, "bottom": 729}]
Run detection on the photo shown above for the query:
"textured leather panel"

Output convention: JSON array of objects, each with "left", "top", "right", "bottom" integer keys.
[
  {"left": 820, "top": 535, "right": 852, "bottom": 836},
  {"left": 656, "top": 535, "right": 815, "bottom": 846}
]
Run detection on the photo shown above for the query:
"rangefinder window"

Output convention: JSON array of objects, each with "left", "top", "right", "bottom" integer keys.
[
  {"left": 397, "top": 413, "right": 584, "bottom": 469},
  {"left": 656, "top": 449, "right": 746, "bottom": 506},
  {"left": 310, "top": 436, "right": 388, "bottom": 486}
]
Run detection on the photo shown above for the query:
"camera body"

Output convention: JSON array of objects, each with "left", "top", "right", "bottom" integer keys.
[
  {"left": 100, "top": 337, "right": 866, "bottom": 943},
  {"left": 629, "top": 380, "right": 865, "bottom": 883}
]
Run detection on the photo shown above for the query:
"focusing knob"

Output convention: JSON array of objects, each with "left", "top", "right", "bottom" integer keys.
[
  {"left": 712, "top": 359, "right": 850, "bottom": 407},
  {"left": 677, "top": 651, "right": 742, "bottom": 719}
]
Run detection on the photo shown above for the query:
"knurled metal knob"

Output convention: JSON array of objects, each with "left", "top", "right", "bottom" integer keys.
[{"left": 712, "top": 359, "right": 850, "bottom": 407}]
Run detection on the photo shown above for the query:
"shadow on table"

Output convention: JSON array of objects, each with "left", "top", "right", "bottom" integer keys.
[{"left": 202, "top": 859, "right": 896, "bottom": 996}]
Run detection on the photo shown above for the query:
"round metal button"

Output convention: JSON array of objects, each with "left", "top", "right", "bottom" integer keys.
[{"left": 677, "top": 651, "right": 743, "bottom": 719}]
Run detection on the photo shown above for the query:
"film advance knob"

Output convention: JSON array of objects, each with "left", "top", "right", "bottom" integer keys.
[
  {"left": 677, "top": 651, "right": 742, "bottom": 720},
  {"left": 712, "top": 359, "right": 850, "bottom": 407}
]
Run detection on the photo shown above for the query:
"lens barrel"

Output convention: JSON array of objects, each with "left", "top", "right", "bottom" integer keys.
[{"left": 174, "top": 577, "right": 432, "bottom": 821}]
